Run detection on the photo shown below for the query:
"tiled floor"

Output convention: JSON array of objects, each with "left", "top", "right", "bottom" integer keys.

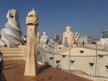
[{"left": 2, "top": 60, "right": 92, "bottom": 81}]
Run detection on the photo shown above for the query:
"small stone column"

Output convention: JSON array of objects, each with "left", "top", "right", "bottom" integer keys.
[{"left": 24, "top": 9, "right": 39, "bottom": 76}]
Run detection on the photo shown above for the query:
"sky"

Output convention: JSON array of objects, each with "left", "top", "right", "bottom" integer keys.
[{"left": 0, "top": 0, "right": 108, "bottom": 38}]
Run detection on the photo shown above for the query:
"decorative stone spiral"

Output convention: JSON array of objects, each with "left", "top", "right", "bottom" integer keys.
[{"left": 1, "top": 9, "right": 24, "bottom": 47}]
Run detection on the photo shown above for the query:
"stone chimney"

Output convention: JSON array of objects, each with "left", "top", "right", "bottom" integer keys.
[{"left": 24, "top": 9, "right": 39, "bottom": 76}]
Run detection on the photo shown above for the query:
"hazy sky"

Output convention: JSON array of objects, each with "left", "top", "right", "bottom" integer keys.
[{"left": 0, "top": 0, "right": 108, "bottom": 38}]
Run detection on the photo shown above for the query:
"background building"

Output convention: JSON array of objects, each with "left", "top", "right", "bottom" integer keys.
[
  {"left": 97, "top": 30, "right": 108, "bottom": 46},
  {"left": 54, "top": 34, "right": 62, "bottom": 44},
  {"left": 79, "top": 35, "right": 93, "bottom": 44}
]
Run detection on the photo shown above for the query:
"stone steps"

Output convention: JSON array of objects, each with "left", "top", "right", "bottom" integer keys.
[
  {"left": 3, "top": 56, "right": 25, "bottom": 60},
  {"left": 1, "top": 51, "right": 24, "bottom": 54},
  {"left": 1, "top": 45, "right": 26, "bottom": 50},
  {"left": 4, "top": 64, "right": 18, "bottom": 70},
  {"left": 3, "top": 54, "right": 24, "bottom": 56},
  {"left": 0, "top": 46, "right": 26, "bottom": 60}
]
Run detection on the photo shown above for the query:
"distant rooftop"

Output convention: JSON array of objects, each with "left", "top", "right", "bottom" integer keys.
[
  {"left": 101, "top": 30, "right": 108, "bottom": 33},
  {"left": 80, "top": 35, "right": 92, "bottom": 38}
]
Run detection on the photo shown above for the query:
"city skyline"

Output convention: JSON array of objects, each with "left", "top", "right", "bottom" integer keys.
[{"left": 0, "top": 0, "right": 108, "bottom": 38}]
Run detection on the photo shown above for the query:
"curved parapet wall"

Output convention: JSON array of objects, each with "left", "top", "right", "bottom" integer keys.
[{"left": 1, "top": 9, "right": 24, "bottom": 47}]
